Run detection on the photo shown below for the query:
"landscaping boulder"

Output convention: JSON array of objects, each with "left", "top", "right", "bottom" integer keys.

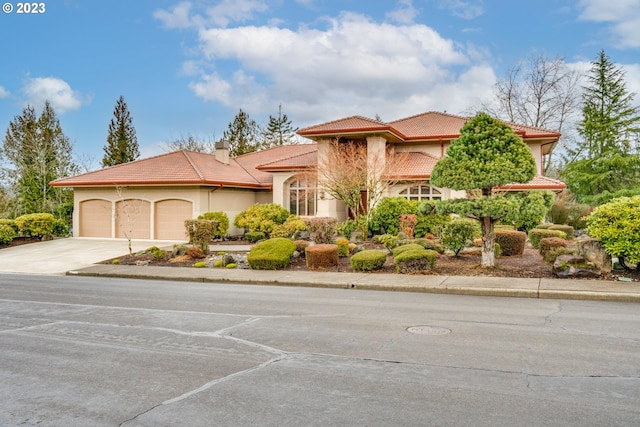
[
  {"left": 553, "top": 255, "right": 601, "bottom": 279},
  {"left": 577, "top": 238, "right": 612, "bottom": 273}
]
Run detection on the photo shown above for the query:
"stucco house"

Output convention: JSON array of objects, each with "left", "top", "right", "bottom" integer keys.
[{"left": 51, "top": 111, "right": 566, "bottom": 240}]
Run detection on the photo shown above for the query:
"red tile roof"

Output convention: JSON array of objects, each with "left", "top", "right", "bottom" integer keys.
[
  {"left": 384, "top": 152, "right": 439, "bottom": 179},
  {"left": 498, "top": 175, "right": 567, "bottom": 192},
  {"left": 299, "top": 111, "right": 561, "bottom": 141}
]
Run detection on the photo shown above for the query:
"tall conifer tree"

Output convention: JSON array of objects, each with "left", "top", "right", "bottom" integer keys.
[
  {"left": 221, "top": 109, "right": 261, "bottom": 156},
  {"left": 102, "top": 96, "right": 140, "bottom": 167},
  {"left": 262, "top": 104, "right": 298, "bottom": 147}
]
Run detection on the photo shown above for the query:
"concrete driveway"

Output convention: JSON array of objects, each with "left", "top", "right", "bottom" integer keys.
[{"left": 0, "top": 238, "right": 183, "bottom": 275}]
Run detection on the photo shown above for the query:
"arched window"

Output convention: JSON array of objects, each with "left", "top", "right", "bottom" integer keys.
[
  {"left": 398, "top": 184, "right": 442, "bottom": 201},
  {"left": 289, "top": 177, "right": 316, "bottom": 216}
]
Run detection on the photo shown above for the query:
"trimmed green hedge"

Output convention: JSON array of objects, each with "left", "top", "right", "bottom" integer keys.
[
  {"left": 528, "top": 229, "right": 567, "bottom": 249},
  {"left": 306, "top": 244, "right": 339, "bottom": 270},
  {"left": 350, "top": 249, "right": 387, "bottom": 271},
  {"left": 538, "top": 237, "right": 567, "bottom": 260},
  {"left": 394, "top": 249, "right": 439, "bottom": 273},
  {"left": 248, "top": 238, "right": 297, "bottom": 270},
  {"left": 411, "top": 238, "right": 445, "bottom": 254},
  {"left": 392, "top": 243, "right": 425, "bottom": 258},
  {"left": 548, "top": 224, "right": 574, "bottom": 240},
  {"left": 494, "top": 230, "right": 526, "bottom": 256}
]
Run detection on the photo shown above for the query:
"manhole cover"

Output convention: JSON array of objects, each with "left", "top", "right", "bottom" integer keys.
[{"left": 407, "top": 326, "right": 451, "bottom": 336}]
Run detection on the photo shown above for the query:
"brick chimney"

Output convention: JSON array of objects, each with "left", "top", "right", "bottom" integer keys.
[{"left": 215, "top": 140, "right": 229, "bottom": 164}]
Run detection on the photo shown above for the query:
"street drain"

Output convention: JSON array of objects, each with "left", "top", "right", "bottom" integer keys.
[{"left": 407, "top": 326, "right": 451, "bottom": 336}]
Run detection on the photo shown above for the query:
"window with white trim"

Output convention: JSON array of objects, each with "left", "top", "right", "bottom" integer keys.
[
  {"left": 398, "top": 184, "right": 442, "bottom": 201},
  {"left": 289, "top": 177, "right": 316, "bottom": 216}
]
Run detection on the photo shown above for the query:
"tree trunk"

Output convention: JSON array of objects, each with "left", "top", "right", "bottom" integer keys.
[{"left": 481, "top": 216, "right": 496, "bottom": 268}]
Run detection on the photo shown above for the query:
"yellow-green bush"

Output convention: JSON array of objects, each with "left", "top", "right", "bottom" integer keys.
[
  {"left": 248, "top": 238, "right": 297, "bottom": 270},
  {"left": 271, "top": 216, "right": 308, "bottom": 239},
  {"left": 528, "top": 229, "right": 567, "bottom": 249},
  {"left": 586, "top": 196, "right": 640, "bottom": 263},
  {"left": 392, "top": 243, "right": 425, "bottom": 258},
  {"left": 197, "top": 211, "right": 229, "bottom": 239},
  {"left": 234, "top": 203, "right": 290, "bottom": 236},
  {"left": 548, "top": 224, "right": 574, "bottom": 240},
  {"left": 0, "top": 224, "right": 17, "bottom": 244},
  {"left": 336, "top": 238, "right": 350, "bottom": 257},
  {"left": 350, "top": 250, "right": 387, "bottom": 271},
  {"left": 15, "top": 213, "right": 56, "bottom": 239},
  {"left": 440, "top": 218, "right": 481, "bottom": 255}
]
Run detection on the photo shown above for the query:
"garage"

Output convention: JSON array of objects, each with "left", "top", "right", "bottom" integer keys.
[
  {"left": 155, "top": 199, "right": 193, "bottom": 240},
  {"left": 79, "top": 199, "right": 112, "bottom": 237},
  {"left": 115, "top": 199, "right": 150, "bottom": 239}
]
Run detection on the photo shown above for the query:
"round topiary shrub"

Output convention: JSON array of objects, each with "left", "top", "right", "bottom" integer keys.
[
  {"left": 494, "top": 230, "right": 527, "bottom": 256},
  {"left": 248, "top": 238, "right": 297, "bottom": 270},
  {"left": 271, "top": 216, "right": 308, "bottom": 239},
  {"left": 305, "top": 244, "right": 339, "bottom": 270},
  {"left": 336, "top": 238, "right": 350, "bottom": 257},
  {"left": 411, "top": 238, "right": 445, "bottom": 254},
  {"left": 538, "top": 237, "right": 568, "bottom": 260},
  {"left": 528, "top": 229, "right": 567, "bottom": 249},
  {"left": 394, "top": 249, "right": 439, "bottom": 273},
  {"left": 548, "top": 224, "right": 574, "bottom": 240},
  {"left": 392, "top": 243, "right": 425, "bottom": 258},
  {"left": 350, "top": 249, "right": 387, "bottom": 271},
  {"left": 234, "top": 203, "right": 291, "bottom": 237}
]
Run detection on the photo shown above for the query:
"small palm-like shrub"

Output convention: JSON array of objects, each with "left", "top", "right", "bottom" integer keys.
[
  {"left": 350, "top": 250, "right": 387, "bottom": 271},
  {"left": 440, "top": 218, "right": 481, "bottom": 256},
  {"left": 306, "top": 244, "right": 339, "bottom": 270},
  {"left": 528, "top": 229, "right": 567, "bottom": 249},
  {"left": 248, "top": 238, "right": 297, "bottom": 270}
]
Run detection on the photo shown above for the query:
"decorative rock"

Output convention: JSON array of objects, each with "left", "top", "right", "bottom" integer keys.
[
  {"left": 135, "top": 260, "right": 150, "bottom": 266},
  {"left": 577, "top": 238, "right": 612, "bottom": 273},
  {"left": 553, "top": 255, "right": 601, "bottom": 278}
]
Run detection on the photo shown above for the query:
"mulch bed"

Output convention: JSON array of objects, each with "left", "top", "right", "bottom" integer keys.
[{"left": 101, "top": 240, "right": 640, "bottom": 282}]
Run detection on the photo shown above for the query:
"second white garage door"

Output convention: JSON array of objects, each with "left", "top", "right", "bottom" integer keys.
[{"left": 154, "top": 199, "right": 193, "bottom": 240}]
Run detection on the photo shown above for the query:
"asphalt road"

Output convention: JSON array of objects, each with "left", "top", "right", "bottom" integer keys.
[{"left": 1, "top": 274, "right": 639, "bottom": 426}]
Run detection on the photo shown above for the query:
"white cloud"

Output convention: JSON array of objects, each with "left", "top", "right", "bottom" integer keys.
[
  {"left": 622, "top": 64, "right": 640, "bottom": 105},
  {"left": 0, "top": 86, "right": 9, "bottom": 98},
  {"left": 386, "top": 0, "right": 419, "bottom": 25},
  {"left": 158, "top": 5, "right": 496, "bottom": 126},
  {"left": 436, "top": 0, "right": 484, "bottom": 20},
  {"left": 154, "top": 0, "right": 268, "bottom": 29},
  {"left": 22, "top": 77, "right": 85, "bottom": 113},
  {"left": 577, "top": 0, "right": 640, "bottom": 48}
]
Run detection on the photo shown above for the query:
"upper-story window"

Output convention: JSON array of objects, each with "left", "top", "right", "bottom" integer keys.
[
  {"left": 289, "top": 177, "right": 316, "bottom": 216},
  {"left": 398, "top": 184, "right": 442, "bottom": 201}
]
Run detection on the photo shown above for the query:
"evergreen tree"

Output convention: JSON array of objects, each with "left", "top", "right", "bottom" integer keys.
[
  {"left": 561, "top": 50, "right": 640, "bottom": 201},
  {"left": 2, "top": 101, "right": 77, "bottom": 215},
  {"left": 262, "top": 104, "right": 298, "bottom": 147},
  {"left": 222, "top": 108, "right": 262, "bottom": 156},
  {"left": 102, "top": 96, "right": 140, "bottom": 167},
  {"left": 430, "top": 113, "right": 542, "bottom": 268}
]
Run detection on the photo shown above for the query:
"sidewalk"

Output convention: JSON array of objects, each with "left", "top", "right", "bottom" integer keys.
[{"left": 69, "top": 264, "right": 640, "bottom": 303}]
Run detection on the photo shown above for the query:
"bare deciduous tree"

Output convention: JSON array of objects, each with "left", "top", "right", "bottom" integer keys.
[{"left": 482, "top": 54, "right": 582, "bottom": 174}]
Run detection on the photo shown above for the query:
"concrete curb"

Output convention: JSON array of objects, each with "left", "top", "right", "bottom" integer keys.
[{"left": 68, "top": 265, "right": 640, "bottom": 303}]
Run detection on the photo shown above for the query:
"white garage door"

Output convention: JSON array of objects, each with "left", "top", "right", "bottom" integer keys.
[
  {"left": 155, "top": 199, "right": 193, "bottom": 240},
  {"left": 115, "top": 199, "right": 150, "bottom": 239},
  {"left": 79, "top": 199, "right": 112, "bottom": 237}
]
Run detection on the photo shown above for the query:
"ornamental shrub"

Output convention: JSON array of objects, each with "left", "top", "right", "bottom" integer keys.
[
  {"left": 538, "top": 237, "right": 568, "bottom": 260},
  {"left": 185, "top": 219, "right": 217, "bottom": 253},
  {"left": 0, "top": 224, "right": 17, "bottom": 244},
  {"left": 271, "top": 216, "right": 308, "bottom": 239},
  {"left": 197, "top": 211, "right": 229, "bottom": 239},
  {"left": 186, "top": 246, "right": 205, "bottom": 259},
  {"left": 244, "top": 231, "right": 266, "bottom": 243},
  {"left": 411, "top": 238, "right": 445, "bottom": 254},
  {"left": 548, "top": 224, "right": 574, "bottom": 240},
  {"left": 14, "top": 213, "right": 56, "bottom": 239},
  {"left": 248, "top": 238, "right": 297, "bottom": 270},
  {"left": 494, "top": 230, "right": 527, "bottom": 256},
  {"left": 375, "top": 234, "right": 399, "bottom": 253},
  {"left": 399, "top": 214, "right": 418, "bottom": 239},
  {"left": 305, "top": 244, "right": 339, "bottom": 270},
  {"left": 337, "top": 219, "right": 358, "bottom": 240},
  {"left": 234, "top": 203, "right": 291, "bottom": 236},
  {"left": 544, "top": 247, "right": 575, "bottom": 264},
  {"left": 193, "top": 261, "right": 206, "bottom": 268},
  {"left": 304, "top": 217, "right": 338, "bottom": 244},
  {"left": 225, "top": 263, "right": 237, "bottom": 269},
  {"left": 172, "top": 244, "right": 188, "bottom": 256},
  {"left": 586, "top": 196, "right": 640, "bottom": 264},
  {"left": 414, "top": 213, "right": 449, "bottom": 238},
  {"left": 336, "top": 238, "right": 350, "bottom": 257},
  {"left": 394, "top": 249, "right": 439, "bottom": 273},
  {"left": 440, "top": 218, "right": 481, "bottom": 256},
  {"left": 392, "top": 243, "right": 425, "bottom": 257},
  {"left": 528, "top": 229, "right": 567, "bottom": 249},
  {"left": 350, "top": 249, "right": 387, "bottom": 271},
  {"left": 369, "top": 197, "right": 418, "bottom": 235},
  {"left": 294, "top": 239, "right": 310, "bottom": 254}
]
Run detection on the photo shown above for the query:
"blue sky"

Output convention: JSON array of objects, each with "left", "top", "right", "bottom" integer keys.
[{"left": 1, "top": 0, "right": 639, "bottom": 170}]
